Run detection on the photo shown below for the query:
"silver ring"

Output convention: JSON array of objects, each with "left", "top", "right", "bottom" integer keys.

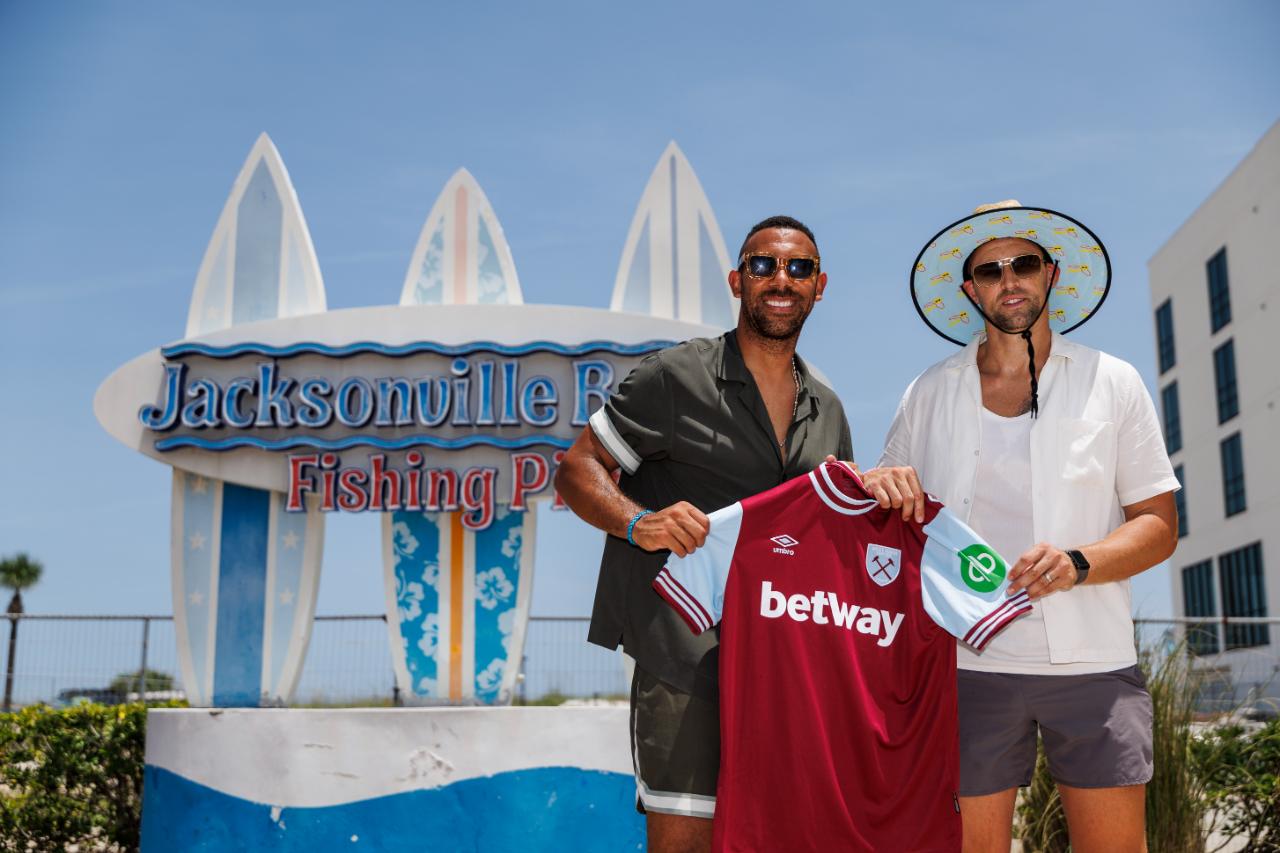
[{"left": 1045, "top": 571, "right": 1054, "bottom": 583}]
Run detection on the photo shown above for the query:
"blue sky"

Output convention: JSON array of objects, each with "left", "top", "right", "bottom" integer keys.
[{"left": 1, "top": 1, "right": 1278, "bottom": 621}]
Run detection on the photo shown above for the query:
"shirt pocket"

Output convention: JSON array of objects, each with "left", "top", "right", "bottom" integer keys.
[{"left": 1054, "top": 418, "right": 1117, "bottom": 489}]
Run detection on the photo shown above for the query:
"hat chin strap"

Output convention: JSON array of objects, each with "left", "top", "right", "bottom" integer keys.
[
  {"left": 967, "top": 263, "right": 1056, "bottom": 418},
  {"left": 1019, "top": 328, "right": 1039, "bottom": 418}
]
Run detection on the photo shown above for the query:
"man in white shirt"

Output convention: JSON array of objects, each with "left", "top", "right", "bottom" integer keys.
[{"left": 879, "top": 201, "right": 1179, "bottom": 852}]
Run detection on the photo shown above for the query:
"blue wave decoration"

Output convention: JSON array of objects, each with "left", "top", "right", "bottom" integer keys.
[
  {"left": 161, "top": 339, "right": 677, "bottom": 360},
  {"left": 141, "top": 765, "right": 644, "bottom": 852},
  {"left": 154, "top": 434, "right": 575, "bottom": 452}
]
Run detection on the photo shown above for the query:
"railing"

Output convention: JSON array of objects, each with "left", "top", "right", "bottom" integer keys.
[
  {"left": 0, "top": 613, "right": 625, "bottom": 709},
  {"left": 3, "top": 613, "right": 1274, "bottom": 713},
  {"left": 1135, "top": 616, "right": 1280, "bottom": 714}
]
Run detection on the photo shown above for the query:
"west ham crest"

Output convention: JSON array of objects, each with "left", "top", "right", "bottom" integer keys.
[{"left": 865, "top": 544, "right": 901, "bottom": 587}]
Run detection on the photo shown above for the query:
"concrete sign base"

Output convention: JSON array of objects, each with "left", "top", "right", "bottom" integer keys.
[{"left": 141, "top": 706, "right": 643, "bottom": 851}]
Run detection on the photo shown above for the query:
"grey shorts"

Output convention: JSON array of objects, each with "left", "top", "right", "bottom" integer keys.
[
  {"left": 957, "top": 665, "right": 1154, "bottom": 796},
  {"left": 629, "top": 665, "right": 718, "bottom": 818}
]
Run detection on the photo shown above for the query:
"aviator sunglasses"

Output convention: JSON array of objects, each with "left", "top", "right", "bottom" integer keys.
[
  {"left": 968, "top": 253, "right": 1052, "bottom": 287},
  {"left": 739, "top": 254, "right": 821, "bottom": 281}
]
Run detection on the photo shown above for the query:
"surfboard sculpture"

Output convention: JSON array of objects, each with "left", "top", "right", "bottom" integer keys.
[
  {"left": 384, "top": 169, "right": 535, "bottom": 705},
  {"left": 382, "top": 151, "right": 733, "bottom": 704},
  {"left": 400, "top": 168, "right": 524, "bottom": 307},
  {"left": 612, "top": 141, "right": 736, "bottom": 329},
  {"left": 96, "top": 140, "right": 736, "bottom": 711},
  {"left": 171, "top": 134, "right": 327, "bottom": 706}
]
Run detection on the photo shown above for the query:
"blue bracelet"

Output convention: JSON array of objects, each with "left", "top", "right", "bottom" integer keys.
[{"left": 627, "top": 510, "right": 653, "bottom": 546}]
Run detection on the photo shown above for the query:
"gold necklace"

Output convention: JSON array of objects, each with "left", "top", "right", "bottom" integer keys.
[
  {"left": 791, "top": 359, "right": 801, "bottom": 419},
  {"left": 781, "top": 359, "right": 800, "bottom": 450}
]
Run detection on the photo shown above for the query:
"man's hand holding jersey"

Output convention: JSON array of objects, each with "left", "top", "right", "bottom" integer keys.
[
  {"left": 632, "top": 503, "right": 710, "bottom": 557},
  {"left": 860, "top": 466, "right": 928, "bottom": 524},
  {"left": 556, "top": 418, "right": 710, "bottom": 557},
  {"left": 1005, "top": 543, "right": 1079, "bottom": 600},
  {"left": 826, "top": 456, "right": 927, "bottom": 523}
]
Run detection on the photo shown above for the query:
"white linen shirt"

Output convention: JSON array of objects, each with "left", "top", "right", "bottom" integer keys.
[{"left": 878, "top": 332, "right": 1180, "bottom": 666}]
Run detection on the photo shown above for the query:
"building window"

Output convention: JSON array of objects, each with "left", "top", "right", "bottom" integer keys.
[
  {"left": 1155, "top": 299, "right": 1176, "bottom": 374},
  {"left": 1181, "top": 560, "right": 1218, "bottom": 655},
  {"left": 1218, "top": 542, "right": 1268, "bottom": 649},
  {"left": 1207, "top": 248, "right": 1232, "bottom": 333},
  {"left": 1213, "top": 339, "right": 1239, "bottom": 424},
  {"left": 1161, "top": 382, "right": 1182, "bottom": 454},
  {"left": 1174, "top": 465, "right": 1188, "bottom": 538},
  {"left": 1220, "top": 433, "right": 1246, "bottom": 516}
]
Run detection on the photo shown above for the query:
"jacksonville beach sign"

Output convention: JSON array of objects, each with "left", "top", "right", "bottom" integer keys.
[
  {"left": 132, "top": 334, "right": 658, "bottom": 527},
  {"left": 95, "top": 135, "right": 734, "bottom": 707}
]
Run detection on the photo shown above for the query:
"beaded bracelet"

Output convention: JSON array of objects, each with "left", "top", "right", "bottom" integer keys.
[{"left": 626, "top": 509, "right": 653, "bottom": 546}]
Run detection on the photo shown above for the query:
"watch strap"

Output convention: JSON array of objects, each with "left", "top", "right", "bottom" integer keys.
[{"left": 1067, "top": 549, "right": 1090, "bottom": 585}]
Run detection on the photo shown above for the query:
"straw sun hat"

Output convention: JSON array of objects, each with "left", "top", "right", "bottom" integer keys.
[{"left": 909, "top": 200, "right": 1112, "bottom": 346}]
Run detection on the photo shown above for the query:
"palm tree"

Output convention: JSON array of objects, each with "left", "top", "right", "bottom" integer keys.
[{"left": 2, "top": 552, "right": 43, "bottom": 712}]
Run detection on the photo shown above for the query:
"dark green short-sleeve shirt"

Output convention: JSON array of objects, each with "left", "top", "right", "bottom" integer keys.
[{"left": 587, "top": 331, "right": 853, "bottom": 695}]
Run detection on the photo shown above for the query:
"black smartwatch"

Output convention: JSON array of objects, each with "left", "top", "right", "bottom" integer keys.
[{"left": 1066, "top": 549, "right": 1090, "bottom": 585}]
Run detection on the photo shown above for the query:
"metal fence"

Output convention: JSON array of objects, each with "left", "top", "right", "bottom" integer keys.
[
  {"left": 0, "top": 613, "right": 626, "bottom": 709},
  {"left": 3, "top": 614, "right": 1276, "bottom": 712},
  {"left": 1136, "top": 617, "right": 1280, "bottom": 715}
]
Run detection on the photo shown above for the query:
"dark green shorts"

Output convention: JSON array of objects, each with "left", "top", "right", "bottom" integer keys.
[{"left": 629, "top": 665, "right": 719, "bottom": 818}]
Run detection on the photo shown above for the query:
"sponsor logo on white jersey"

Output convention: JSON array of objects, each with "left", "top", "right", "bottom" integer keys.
[
  {"left": 758, "top": 580, "right": 905, "bottom": 647},
  {"left": 770, "top": 534, "right": 798, "bottom": 556},
  {"left": 865, "top": 544, "right": 901, "bottom": 587}
]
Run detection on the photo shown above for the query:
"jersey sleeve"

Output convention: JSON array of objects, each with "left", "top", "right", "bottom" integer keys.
[
  {"left": 917, "top": 503, "right": 1033, "bottom": 651},
  {"left": 588, "top": 354, "right": 671, "bottom": 475},
  {"left": 652, "top": 502, "right": 744, "bottom": 635}
]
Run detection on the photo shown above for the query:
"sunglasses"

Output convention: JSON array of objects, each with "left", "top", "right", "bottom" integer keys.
[
  {"left": 968, "top": 253, "right": 1050, "bottom": 288},
  {"left": 739, "top": 254, "right": 821, "bottom": 281}
]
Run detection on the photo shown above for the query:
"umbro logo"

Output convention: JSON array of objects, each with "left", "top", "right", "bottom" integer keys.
[{"left": 771, "top": 534, "right": 798, "bottom": 556}]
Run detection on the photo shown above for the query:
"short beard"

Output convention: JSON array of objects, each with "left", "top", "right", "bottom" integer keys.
[
  {"left": 741, "top": 299, "right": 810, "bottom": 346},
  {"left": 987, "top": 295, "right": 1044, "bottom": 335}
]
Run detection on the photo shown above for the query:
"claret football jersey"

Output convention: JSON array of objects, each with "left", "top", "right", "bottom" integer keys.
[{"left": 653, "top": 461, "right": 1031, "bottom": 853}]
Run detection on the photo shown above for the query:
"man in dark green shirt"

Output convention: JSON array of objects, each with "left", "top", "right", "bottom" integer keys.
[{"left": 558, "top": 216, "right": 908, "bottom": 852}]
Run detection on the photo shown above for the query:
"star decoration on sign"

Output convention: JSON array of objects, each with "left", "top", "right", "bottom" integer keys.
[
  {"left": 189, "top": 531, "right": 206, "bottom": 551},
  {"left": 281, "top": 530, "right": 300, "bottom": 550},
  {"left": 279, "top": 588, "right": 295, "bottom": 605},
  {"left": 191, "top": 476, "right": 208, "bottom": 494},
  {"left": 188, "top": 591, "right": 205, "bottom": 606}
]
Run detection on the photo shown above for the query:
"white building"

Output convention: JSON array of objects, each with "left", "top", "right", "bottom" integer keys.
[{"left": 1148, "top": 120, "right": 1280, "bottom": 706}]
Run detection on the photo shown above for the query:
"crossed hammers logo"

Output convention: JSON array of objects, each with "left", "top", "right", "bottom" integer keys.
[{"left": 869, "top": 554, "right": 896, "bottom": 580}]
